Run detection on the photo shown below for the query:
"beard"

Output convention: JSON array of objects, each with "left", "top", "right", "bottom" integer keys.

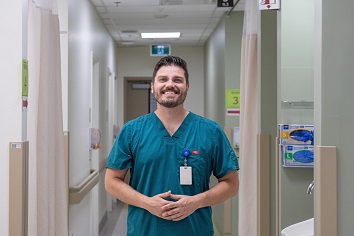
[{"left": 153, "top": 88, "right": 188, "bottom": 108}]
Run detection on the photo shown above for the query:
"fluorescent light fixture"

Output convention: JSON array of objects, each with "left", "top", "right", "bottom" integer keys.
[{"left": 141, "top": 32, "right": 181, "bottom": 39}]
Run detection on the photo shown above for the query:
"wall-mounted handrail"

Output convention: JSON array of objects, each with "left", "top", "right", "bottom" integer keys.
[{"left": 69, "top": 169, "right": 99, "bottom": 204}]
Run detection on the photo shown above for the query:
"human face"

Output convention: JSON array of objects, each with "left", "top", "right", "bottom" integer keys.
[{"left": 151, "top": 65, "right": 189, "bottom": 108}]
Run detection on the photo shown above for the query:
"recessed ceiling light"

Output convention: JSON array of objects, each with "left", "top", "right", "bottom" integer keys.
[{"left": 141, "top": 32, "right": 181, "bottom": 39}]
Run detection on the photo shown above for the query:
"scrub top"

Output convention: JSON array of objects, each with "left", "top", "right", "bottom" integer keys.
[{"left": 106, "top": 112, "right": 239, "bottom": 236}]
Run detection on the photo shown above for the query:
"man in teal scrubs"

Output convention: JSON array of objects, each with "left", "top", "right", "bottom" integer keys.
[{"left": 105, "top": 56, "right": 239, "bottom": 236}]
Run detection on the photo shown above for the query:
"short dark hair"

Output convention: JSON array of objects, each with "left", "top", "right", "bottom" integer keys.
[{"left": 152, "top": 55, "right": 189, "bottom": 85}]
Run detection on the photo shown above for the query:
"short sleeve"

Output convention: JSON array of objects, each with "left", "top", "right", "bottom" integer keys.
[
  {"left": 211, "top": 125, "right": 239, "bottom": 179},
  {"left": 106, "top": 124, "right": 133, "bottom": 170}
]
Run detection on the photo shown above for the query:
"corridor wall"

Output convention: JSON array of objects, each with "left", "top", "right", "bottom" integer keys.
[
  {"left": 67, "top": 0, "right": 119, "bottom": 235},
  {"left": 0, "top": 0, "right": 24, "bottom": 235}
]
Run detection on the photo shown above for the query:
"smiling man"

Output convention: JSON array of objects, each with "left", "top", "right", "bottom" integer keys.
[{"left": 105, "top": 55, "right": 239, "bottom": 236}]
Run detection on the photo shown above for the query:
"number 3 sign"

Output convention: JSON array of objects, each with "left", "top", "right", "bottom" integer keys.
[{"left": 226, "top": 89, "right": 240, "bottom": 109}]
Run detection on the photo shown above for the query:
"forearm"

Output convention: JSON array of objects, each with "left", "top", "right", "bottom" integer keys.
[
  {"left": 105, "top": 176, "right": 148, "bottom": 209},
  {"left": 105, "top": 168, "right": 175, "bottom": 219},
  {"left": 194, "top": 170, "right": 239, "bottom": 209},
  {"left": 105, "top": 168, "right": 150, "bottom": 210}
]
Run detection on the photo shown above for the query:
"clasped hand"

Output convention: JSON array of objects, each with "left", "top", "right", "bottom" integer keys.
[{"left": 145, "top": 190, "right": 198, "bottom": 221}]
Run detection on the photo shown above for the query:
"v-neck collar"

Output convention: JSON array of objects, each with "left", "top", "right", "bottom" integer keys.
[{"left": 151, "top": 112, "right": 193, "bottom": 139}]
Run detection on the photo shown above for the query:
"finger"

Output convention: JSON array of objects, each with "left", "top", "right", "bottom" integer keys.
[
  {"left": 162, "top": 208, "right": 179, "bottom": 217},
  {"left": 161, "top": 201, "right": 178, "bottom": 210},
  {"left": 169, "top": 193, "right": 182, "bottom": 200},
  {"left": 172, "top": 213, "right": 184, "bottom": 221},
  {"left": 158, "top": 190, "right": 171, "bottom": 198}
]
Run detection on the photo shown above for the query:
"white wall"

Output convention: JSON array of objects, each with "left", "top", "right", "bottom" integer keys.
[
  {"left": 0, "top": 0, "right": 24, "bottom": 235},
  {"left": 205, "top": 18, "right": 226, "bottom": 126},
  {"left": 67, "top": 0, "right": 118, "bottom": 235},
  {"left": 116, "top": 46, "right": 205, "bottom": 128},
  {"left": 279, "top": 0, "right": 315, "bottom": 124},
  {"left": 204, "top": 12, "right": 244, "bottom": 236},
  {"left": 225, "top": 12, "right": 243, "bottom": 128},
  {"left": 278, "top": 0, "right": 315, "bottom": 230}
]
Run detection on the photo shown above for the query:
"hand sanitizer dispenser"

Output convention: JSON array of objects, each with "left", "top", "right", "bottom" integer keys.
[{"left": 90, "top": 128, "right": 101, "bottom": 149}]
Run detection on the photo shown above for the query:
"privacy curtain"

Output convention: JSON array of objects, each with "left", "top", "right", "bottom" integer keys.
[
  {"left": 27, "top": 0, "right": 68, "bottom": 235},
  {"left": 238, "top": 0, "right": 260, "bottom": 235}
]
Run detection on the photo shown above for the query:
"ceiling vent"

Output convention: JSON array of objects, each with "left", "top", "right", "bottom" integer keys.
[
  {"left": 160, "top": 0, "right": 183, "bottom": 6},
  {"left": 120, "top": 30, "right": 139, "bottom": 34}
]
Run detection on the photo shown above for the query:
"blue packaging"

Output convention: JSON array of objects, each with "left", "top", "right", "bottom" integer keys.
[
  {"left": 278, "top": 124, "right": 314, "bottom": 145},
  {"left": 282, "top": 145, "right": 314, "bottom": 167}
]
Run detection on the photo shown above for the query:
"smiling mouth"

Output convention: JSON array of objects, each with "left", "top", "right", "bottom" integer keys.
[{"left": 162, "top": 90, "right": 179, "bottom": 95}]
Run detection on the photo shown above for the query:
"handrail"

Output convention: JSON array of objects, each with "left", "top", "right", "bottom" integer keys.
[{"left": 69, "top": 169, "right": 99, "bottom": 204}]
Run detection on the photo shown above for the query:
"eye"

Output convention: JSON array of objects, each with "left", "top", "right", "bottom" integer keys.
[
  {"left": 158, "top": 77, "right": 168, "bottom": 82},
  {"left": 174, "top": 77, "right": 184, "bottom": 83}
]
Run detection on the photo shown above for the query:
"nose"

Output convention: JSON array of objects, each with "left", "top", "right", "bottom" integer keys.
[{"left": 165, "top": 79, "right": 176, "bottom": 87}]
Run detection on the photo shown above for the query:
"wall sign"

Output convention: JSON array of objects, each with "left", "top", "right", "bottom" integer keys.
[
  {"left": 22, "top": 59, "right": 28, "bottom": 96},
  {"left": 217, "top": 0, "right": 233, "bottom": 7},
  {"left": 226, "top": 89, "right": 240, "bottom": 116},
  {"left": 226, "top": 89, "right": 240, "bottom": 108},
  {"left": 259, "top": 0, "right": 280, "bottom": 10}
]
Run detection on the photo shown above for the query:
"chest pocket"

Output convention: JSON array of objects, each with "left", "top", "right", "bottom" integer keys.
[{"left": 181, "top": 153, "right": 209, "bottom": 192}]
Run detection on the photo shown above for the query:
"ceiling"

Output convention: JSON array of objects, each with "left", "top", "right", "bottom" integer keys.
[{"left": 89, "top": 0, "right": 245, "bottom": 47}]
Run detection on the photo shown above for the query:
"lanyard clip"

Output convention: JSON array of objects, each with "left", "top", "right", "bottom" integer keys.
[
  {"left": 182, "top": 149, "right": 190, "bottom": 166},
  {"left": 182, "top": 149, "right": 190, "bottom": 157}
]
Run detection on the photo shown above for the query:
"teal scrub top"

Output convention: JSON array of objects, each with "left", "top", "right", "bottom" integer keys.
[{"left": 106, "top": 112, "right": 239, "bottom": 236}]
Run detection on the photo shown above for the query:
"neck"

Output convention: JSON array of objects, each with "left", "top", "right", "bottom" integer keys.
[
  {"left": 155, "top": 105, "right": 188, "bottom": 121},
  {"left": 154, "top": 105, "right": 189, "bottom": 136}
]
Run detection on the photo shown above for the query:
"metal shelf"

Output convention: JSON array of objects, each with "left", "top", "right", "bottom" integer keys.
[{"left": 281, "top": 100, "right": 314, "bottom": 109}]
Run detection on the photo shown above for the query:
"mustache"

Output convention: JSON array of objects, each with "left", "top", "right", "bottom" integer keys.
[{"left": 162, "top": 88, "right": 180, "bottom": 94}]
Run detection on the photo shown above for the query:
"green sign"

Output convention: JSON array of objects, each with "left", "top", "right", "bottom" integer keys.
[
  {"left": 22, "top": 59, "right": 28, "bottom": 96},
  {"left": 150, "top": 44, "right": 171, "bottom": 56},
  {"left": 226, "top": 89, "right": 240, "bottom": 108}
]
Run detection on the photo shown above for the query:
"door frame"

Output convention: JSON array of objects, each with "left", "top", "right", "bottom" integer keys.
[{"left": 124, "top": 77, "right": 152, "bottom": 123}]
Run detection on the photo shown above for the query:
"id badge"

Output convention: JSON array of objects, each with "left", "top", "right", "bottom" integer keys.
[{"left": 180, "top": 166, "right": 192, "bottom": 185}]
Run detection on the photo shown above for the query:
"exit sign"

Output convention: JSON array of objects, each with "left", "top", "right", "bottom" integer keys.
[
  {"left": 150, "top": 44, "right": 171, "bottom": 56},
  {"left": 217, "top": 0, "right": 233, "bottom": 7}
]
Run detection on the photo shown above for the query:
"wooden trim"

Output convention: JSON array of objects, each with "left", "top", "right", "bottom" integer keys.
[
  {"left": 9, "top": 141, "right": 29, "bottom": 236},
  {"left": 257, "top": 133, "right": 270, "bottom": 236},
  {"left": 99, "top": 157, "right": 107, "bottom": 173},
  {"left": 64, "top": 132, "right": 69, "bottom": 227},
  {"left": 275, "top": 137, "right": 281, "bottom": 236},
  {"left": 314, "top": 146, "right": 337, "bottom": 236}
]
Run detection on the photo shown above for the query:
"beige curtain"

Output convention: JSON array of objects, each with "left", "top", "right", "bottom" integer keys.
[
  {"left": 27, "top": 0, "right": 68, "bottom": 235},
  {"left": 238, "top": 0, "right": 260, "bottom": 235}
]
